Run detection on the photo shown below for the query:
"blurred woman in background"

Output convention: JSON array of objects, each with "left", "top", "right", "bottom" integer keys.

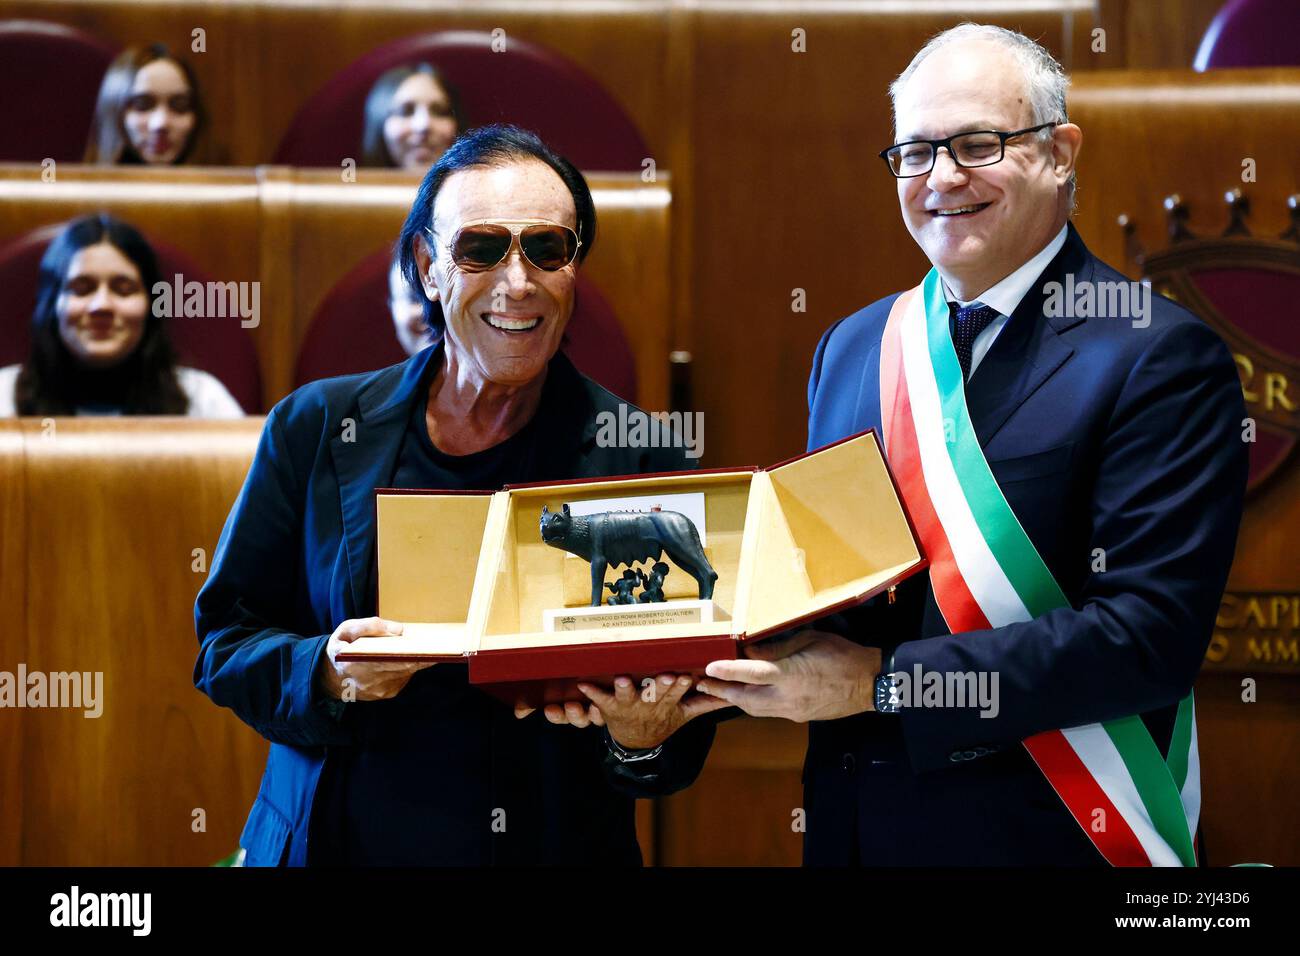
[
  {"left": 84, "top": 44, "right": 204, "bottom": 165},
  {"left": 388, "top": 242, "right": 436, "bottom": 355},
  {"left": 0, "top": 213, "right": 242, "bottom": 417},
  {"left": 362, "top": 62, "right": 462, "bottom": 170}
]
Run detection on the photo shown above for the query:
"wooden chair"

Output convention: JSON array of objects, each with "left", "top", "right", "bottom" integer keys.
[{"left": 0, "top": 19, "right": 116, "bottom": 161}]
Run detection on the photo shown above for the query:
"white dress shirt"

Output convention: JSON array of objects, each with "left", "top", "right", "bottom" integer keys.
[{"left": 940, "top": 224, "right": 1068, "bottom": 377}]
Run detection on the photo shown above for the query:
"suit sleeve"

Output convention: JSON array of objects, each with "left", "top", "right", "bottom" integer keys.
[
  {"left": 193, "top": 404, "right": 356, "bottom": 749},
  {"left": 893, "top": 320, "right": 1248, "bottom": 772}
]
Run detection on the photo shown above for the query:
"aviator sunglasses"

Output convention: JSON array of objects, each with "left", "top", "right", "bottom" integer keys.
[{"left": 427, "top": 219, "right": 582, "bottom": 273}]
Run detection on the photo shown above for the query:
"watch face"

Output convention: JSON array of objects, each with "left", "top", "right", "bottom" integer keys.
[{"left": 876, "top": 674, "right": 901, "bottom": 713}]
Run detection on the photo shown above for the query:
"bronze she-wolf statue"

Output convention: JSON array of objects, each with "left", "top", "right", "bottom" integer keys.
[{"left": 540, "top": 504, "right": 718, "bottom": 606}]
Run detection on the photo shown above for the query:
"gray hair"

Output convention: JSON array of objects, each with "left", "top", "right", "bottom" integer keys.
[
  {"left": 889, "top": 23, "right": 1074, "bottom": 201},
  {"left": 890, "top": 23, "right": 1069, "bottom": 128}
]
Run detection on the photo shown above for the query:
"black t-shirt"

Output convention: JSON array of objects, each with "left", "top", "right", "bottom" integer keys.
[{"left": 391, "top": 387, "right": 538, "bottom": 492}]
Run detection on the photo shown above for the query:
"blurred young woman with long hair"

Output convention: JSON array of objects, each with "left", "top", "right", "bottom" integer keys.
[
  {"left": 84, "top": 44, "right": 205, "bottom": 165},
  {"left": 0, "top": 214, "right": 242, "bottom": 417}
]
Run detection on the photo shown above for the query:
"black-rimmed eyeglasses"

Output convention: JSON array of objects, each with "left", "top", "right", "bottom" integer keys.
[{"left": 878, "top": 122, "right": 1058, "bottom": 178}]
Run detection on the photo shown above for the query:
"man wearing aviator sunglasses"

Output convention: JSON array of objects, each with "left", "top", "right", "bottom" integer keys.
[
  {"left": 196, "top": 125, "right": 723, "bottom": 868},
  {"left": 429, "top": 219, "right": 582, "bottom": 274},
  {"left": 697, "top": 24, "right": 1246, "bottom": 868}
]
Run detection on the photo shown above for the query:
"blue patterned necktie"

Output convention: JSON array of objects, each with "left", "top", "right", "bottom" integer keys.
[{"left": 951, "top": 302, "right": 1000, "bottom": 381}]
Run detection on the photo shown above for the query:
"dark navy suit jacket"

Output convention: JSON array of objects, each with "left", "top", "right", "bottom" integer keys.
[
  {"left": 802, "top": 224, "right": 1247, "bottom": 865},
  {"left": 194, "top": 345, "right": 715, "bottom": 866}
]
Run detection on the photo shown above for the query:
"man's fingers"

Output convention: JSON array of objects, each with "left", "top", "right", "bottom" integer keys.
[
  {"left": 337, "top": 617, "right": 404, "bottom": 643},
  {"left": 704, "top": 658, "right": 782, "bottom": 685},
  {"left": 564, "top": 700, "right": 591, "bottom": 727},
  {"left": 362, "top": 658, "right": 431, "bottom": 675},
  {"left": 577, "top": 682, "right": 617, "bottom": 711},
  {"left": 588, "top": 706, "right": 605, "bottom": 727},
  {"left": 658, "top": 674, "right": 693, "bottom": 707},
  {"left": 744, "top": 630, "right": 819, "bottom": 661},
  {"left": 693, "top": 678, "right": 728, "bottom": 701},
  {"left": 681, "top": 692, "right": 733, "bottom": 720},
  {"left": 514, "top": 699, "right": 535, "bottom": 719},
  {"left": 543, "top": 703, "right": 566, "bottom": 724},
  {"left": 353, "top": 617, "right": 404, "bottom": 638},
  {"left": 693, "top": 679, "right": 771, "bottom": 714},
  {"left": 613, "top": 677, "right": 637, "bottom": 705}
]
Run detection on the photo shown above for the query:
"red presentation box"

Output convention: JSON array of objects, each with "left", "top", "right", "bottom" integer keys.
[{"left": 336, "top": 429, "right": 927, "bottom": 705}]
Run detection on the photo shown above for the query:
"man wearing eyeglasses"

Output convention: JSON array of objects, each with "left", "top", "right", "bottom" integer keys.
[{"left": 696, "top": 24, "right": 1247, "bottom": 865}]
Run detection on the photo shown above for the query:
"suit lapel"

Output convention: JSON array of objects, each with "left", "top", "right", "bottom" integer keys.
[
  {"left": 329, "top": 347, "right": 438, "bottom": 616},
  {"left": 964, "top": 225, "right": 1091, "bottom": 448}
]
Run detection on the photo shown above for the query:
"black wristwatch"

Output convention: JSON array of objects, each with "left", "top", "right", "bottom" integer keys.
[
  {"left": 873, "top": 653, "right": 902, "bottom": 715},
  {"left": 605, "top": 729, "right": 664, "bottom": 763}
]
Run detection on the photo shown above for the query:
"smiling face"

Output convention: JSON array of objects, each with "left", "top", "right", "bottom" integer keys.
[
  {"left": 56, "top": 242, "right": 150, "bottom": 368},
  {"left": 122, "top": 58, "right": 196, "bottom": 165},
  {"left": 383, "top": 73, "right": 458, "bottom": 171},
  {"left": 893, "top": 38, "right": 1079, "bottom": 297},
  {"left": 388, "top": 256, "right": 434, "bottom": 355},
  {"left": 414, "top": 161, "right": 578, "bottom": 388}
]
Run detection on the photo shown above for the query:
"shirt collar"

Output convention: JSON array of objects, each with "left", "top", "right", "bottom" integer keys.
[{"left": 940, "top": 223, "right": 1069, "bottom": 316}]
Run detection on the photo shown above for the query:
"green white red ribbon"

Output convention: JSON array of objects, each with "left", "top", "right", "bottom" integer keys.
[{"left": 879, "top": 270, "right": 1199, "bottom": 866}]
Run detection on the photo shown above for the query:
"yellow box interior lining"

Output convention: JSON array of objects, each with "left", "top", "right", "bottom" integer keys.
[
  {"left": 376, "top": 493, "right": 490, "bottom": 624},
  {"left": 743, "top": 436, "right": 923, "bottom": 637}
]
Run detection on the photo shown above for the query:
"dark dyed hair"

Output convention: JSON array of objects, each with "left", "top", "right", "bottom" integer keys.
[
  {"left": 14, "top": 214, "right": 188, "bottom": 415},
  {"left": 362, "top": 63, "right": 464, "bottom": 167},
  {"left": 84, "top": 44, "right": 205, "bottom": 165},
  {"left": 396, "top": 124, "right": 597, "bottom": 336}
]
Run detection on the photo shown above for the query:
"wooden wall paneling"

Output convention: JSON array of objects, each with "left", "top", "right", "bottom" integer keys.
[
  {"left": 1096, "top": 0, "right": 1229, "bottom": 70},
  {"left": 1068, "top": 68, "right": 1300, "bottom": 273},
  {"left": 584, "top": 172, "right": 674, "bottom": 414},
  {"left": 664, "top": 1, "right": 699, "bottom": 409},
  {"left": 253, "top": 165, "right": 299, "bottom": 407},
  {"left": 656, "top": 716, "right": 807, "bottom": 866},
  {"left": 1205, "top": 448, "right": 1300, "bottom": 866},
  {"left": 0, "top": 422, "right": 26, "bottom": 865},
  {"left": 0, "top": 165, "right": 261, "bottom": 251},
  {"left": 1195, "top": 672, "right": 1300, "bottom": 865},
  {"left": 18, "top": 418, "right": 267, "bottom": 865}
]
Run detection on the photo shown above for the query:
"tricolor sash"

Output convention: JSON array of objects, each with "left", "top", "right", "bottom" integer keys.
[{"left": 879, "top": 270, "right": 1200, "bottom": 867}]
